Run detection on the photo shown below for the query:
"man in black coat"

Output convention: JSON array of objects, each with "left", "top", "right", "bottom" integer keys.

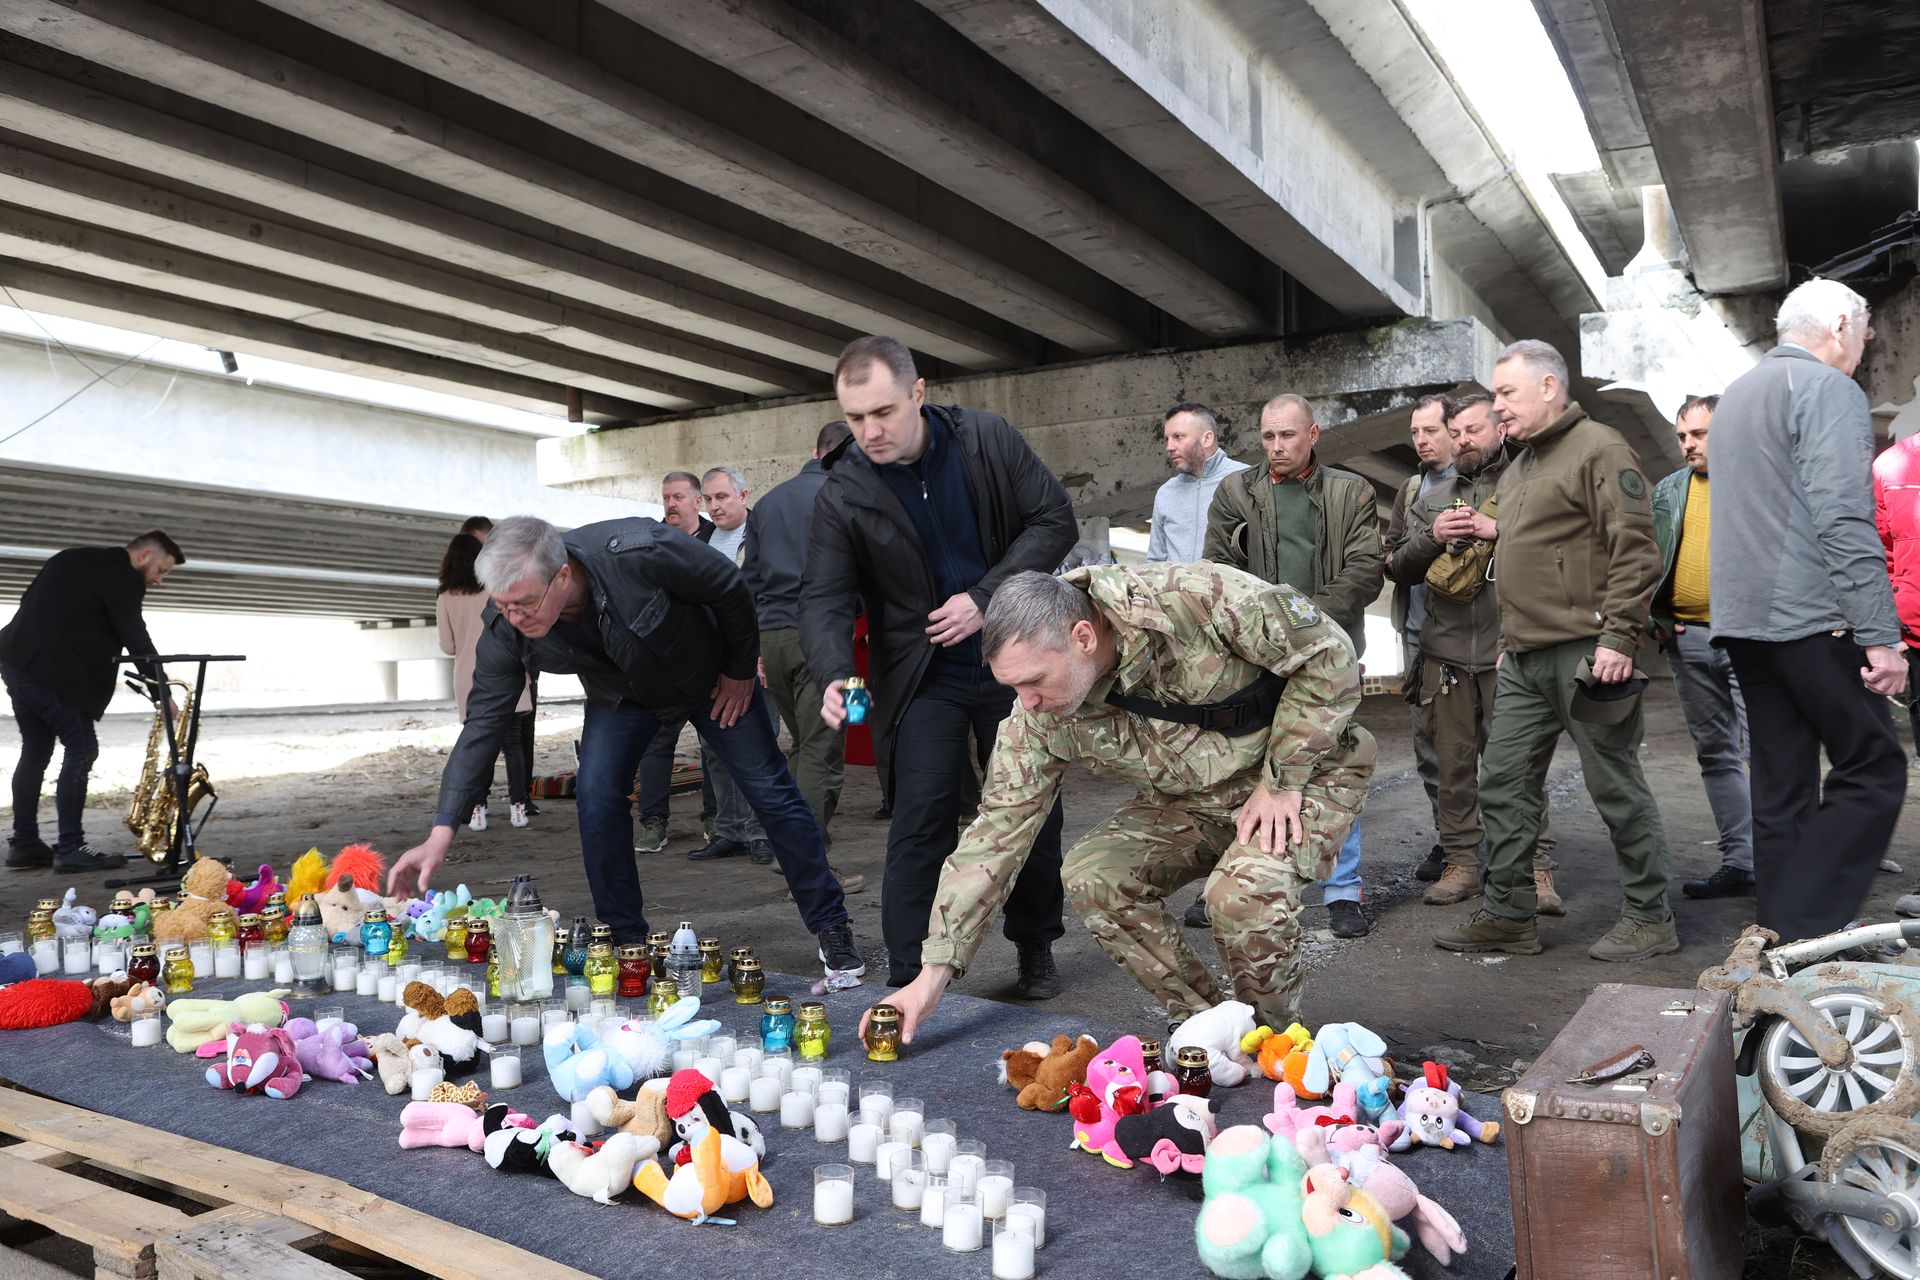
[
  {"left": 0, "top": 530, "right": 184, "bottom": 871},
  {"left": 387, "top": 516, "right": 863, "bottom": 980},
  {"left": 803, "top": 335, "right": 1075, "bottom": 995}
]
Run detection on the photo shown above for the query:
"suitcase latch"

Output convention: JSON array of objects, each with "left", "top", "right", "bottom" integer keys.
[
  {"left": 1567, "top": 1044, "right": 1655, "bottom": 1085},
  {"left": 1505, "top": 1089, "right": 1536, "bottom": 1125},
  {"left": 1661, "top": 1000, "right": 1697, "bottom": 1016}
]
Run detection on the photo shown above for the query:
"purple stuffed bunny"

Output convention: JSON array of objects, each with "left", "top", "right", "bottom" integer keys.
[{"left": 285, "top": 1017, "right": 375, "bottom": 1084}]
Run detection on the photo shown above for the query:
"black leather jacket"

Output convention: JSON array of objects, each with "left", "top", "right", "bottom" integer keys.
[{"left": 431, "top": 518, "right": 755, "bottom": 824}]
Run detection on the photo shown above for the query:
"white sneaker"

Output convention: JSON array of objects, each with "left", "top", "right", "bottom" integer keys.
[
  {"left": 469, "top": 805, "right": 488, "bottom": 832},
  {"left": 509, "top": 803, "right": 530, "bottom": 829}
]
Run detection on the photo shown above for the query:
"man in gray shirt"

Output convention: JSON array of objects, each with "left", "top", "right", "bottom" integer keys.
[
  {"left": 1708, "top": 277, "right": 1907, "bottom": 943},
  {"left": 1146, "top": 402, "right": 1249, "bottom": 563}
]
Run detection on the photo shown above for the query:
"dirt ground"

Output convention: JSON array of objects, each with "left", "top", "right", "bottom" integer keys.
[{"left": 3, "top": 682, "right": 1913, "bottom": 1278}]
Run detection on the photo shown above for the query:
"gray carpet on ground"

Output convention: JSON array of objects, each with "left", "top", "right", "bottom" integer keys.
[{"left": 0, "top": 974, "right": 1514, "bottom": 1279}]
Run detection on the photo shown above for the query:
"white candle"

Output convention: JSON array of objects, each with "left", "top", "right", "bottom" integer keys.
[
  {"left": 542, "top": 1008, "right": 571, "bottom": 1030},
  {"left": 814, "top": 1101, "right": 849, "bottom": 1143},
  {"left": 489, "top": 1055, "right": 522, "bottom": 1090},
  {"left": 130, "top": 1017, "right": 163, "bottom": 1047},
  {"left": 943, "top": 1200, "right": 984, "bottom": 1252},
  {"left": 565, "top": 984, "right": 591, "bottom": 1012},
  {"left": 61, "top": 942, "right": 90, "bottom": 975},
  {"left": 734, "top": 1046, "right": 764, "bottom": 1073},
  {"left": 948, "top": 1154, "right": 984, "bottom": 1195},
  {"left": 315, "top": 1016, "right": 342, "bottom": 1034},
  {"left": 921, "top": 1181, "right": 947, "bottom": 1227},
  {"left": 272, "top": 952, "right": 295, "bottom": 984},
  {"left": 993, "top": 1228, "right": 1036, "bottom": 1279},
  {"left": 410, "top": 1068, "right": 444, "bottom": 1100},
  {"left": 790, "top": 1065, "right": 822, "bottom": 1095},
  {"left": 812, "top": 1180, "right": 853, "bottom": 1226},
  {"left": 708, "top": 1035, "right": 737, "bottom": 1062},
  {"left": 874, "top": 1141, "right": 908, "bottom": 1180},
  {"left": 511, "top": 1015, "right": 540, "bottom": 1046},
  {"left": 481, "top": 1013, "right": 509, "bottom": 1042},
  {"left": 892, "top": 1167, "right": 926, "bottom": 1210},
  {"left": 719, "top": 1065, "right": 752, "bottom": 1104},
  {"left": 817, "top": 1081, "right": 850, "bottom": 1108},
  {"left": 695, "top": 1055, "right": 722, "bottom": 1083},
  {"left": 214, "top": 948, "right": 241, "bottom": 979},
  {"left": 1008, "top": 1202, "right": 1047, "bottom": 1249},
  {"left": 31, "top": 940, "right": 57, "bottom": 974},
  {"left": 760, "top": 1056, "right": 793, "bottom": 1090},
  {"left": 781, "top": 1091, "right": 816, "bottom": 1128},
  {"left": 749, "top": 1075, "right": 782, "bottom": 1112},
  {"left": 398, "top": 963, "right": 420, "bottom": 985},
  {"left": 672, "top": 1044, "right": 701, "bottom": 1071},
  {"left": 189, "top": 943, "right": 213, "bottom": 977},
  {"left": 890, "top": 1110, "right": 925, "bottom": 1148},
  {"left": 847, "top": 1122, "right": 881, "bottom": 1163},
  {"left": 377, "top": 975, "right": 397, "bottom": 1002},
  {"left": 355, "top": 968, "right": 378, "bottom": 995},
  {"left": 979, "top": 1175, "right": 1014, "bottom": 1219},
  {"left": 0, "top": 936, "right": 19, "bottom": 954},
  {"left": 95, "top": 944, "right": 124, "bottom": 974},
  {"left": 859, "top": 1095, "right": 893, "bottom": 1128},
  {"left": 331, "top": 964, "right": 354, "bottom": 992},
  {"left": 243, "top": 949, "right": 270, "bottom": 981},
  {"left": 922, "top": 1132, "right": 956, "bottom": 1175}
]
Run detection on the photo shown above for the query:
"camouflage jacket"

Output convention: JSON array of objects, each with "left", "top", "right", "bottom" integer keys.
[{"left": 920, "top": 561, "right": 1365, "bottom": 975}]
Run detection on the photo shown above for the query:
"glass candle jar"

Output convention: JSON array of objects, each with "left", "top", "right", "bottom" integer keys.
[
  {"left": 812, "top": 1164, "right": 854, "bottom": 1226},
  {"left": 1138, "top": 1036, "right": 1163, "bottom": 1074},
  {"left": 647, "top": 975, "right": 677, "bottom": 1018},
  {"left": 732, "top": 956, "right": 765, "bottom": 1004},
  {"left": 205, "top": 908, "right": 236, "bottom": 949},
  {"left": 127, "top": 942, "right": 159, "bottom": 986},
  {"left": 728, "top": 945, "right": 754, "bottom": 985},
  {"left": 360, "top": 908, "right": 393, "bottom": 960},
  {"left": 465, "top": 918, "right": 491, "bottom": 966},
  {"left": 26, "top": 909, "right": 54, "bottom": 946},
  {"left": 1174, "top": 1045, "right": 1214, "bottom": 1098},
  {"left": 647, "top": 931, "right": 671, "bottom": 979},
  {"left": 864, "top": 1005, "right": 903, "bottom": 1062},
  {"left": 796, "top": 1001, "right": 830, "bottom": 1060},
  {"left": 584, "top": 941, "right": 617, "bottom": 996},
  {"left": 486, "top": 952, "right": 500, "bottom": 998},
  {"left": 616, "top": 944, "right": 650, "bottom": 999},
  {"left": 760, "top": 996, "right": 796, "bottom": 1053},
  {"left": 700, "top": 937, "right": 724, "bottom": 984},
  {"left": 259, "top": 903, "right": 289, "bottom": 947},
  {"left": 443, "top": 916, "right": 468, "bottom": 963},
  {"left": 236, "top": 913, "right": 265, "bottom": 953},
  {"left": 385, "top": 926, "right": 409, "bottom": 968},
  {"left": 161, "top": 945, "right": 194, "bottom": 994}
]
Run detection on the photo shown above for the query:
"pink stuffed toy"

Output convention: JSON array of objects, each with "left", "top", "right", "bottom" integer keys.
[
  {"left": 205, "top": 1023, "right": 303, "bottom": 1099},
  {"left": 1066, "top": 1035, "right": 1155, "bottom": 1166},
  {"left": 226, "top": 864, "right": 281, "bottom": 914},
  {"left": 1389, "top": 1061, "right": 1500, "bottom": 1152},
  {"left": 398, "top": 1100, "right": 516, "bottom": 1150},
  {"left": 1297, "top": 1125, "right": 1468, "bottom": 1266},
  {"left": 1265, "top": 1080, "right": 1372, "bottom": 1141},
  {"left": 285, "top": 1017, "right": 374, "bottom": 1084}
]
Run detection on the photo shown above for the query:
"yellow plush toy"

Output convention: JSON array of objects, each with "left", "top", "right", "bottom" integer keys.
[
  {"left": 165, "top": 989, "right": 290, "bottom": 1052},
  {"left": 632, "top": 1127, "right": 773, "bottom": 1221},
  {"left": 284, "top": 848, "right": 328, "bottom": 918}
]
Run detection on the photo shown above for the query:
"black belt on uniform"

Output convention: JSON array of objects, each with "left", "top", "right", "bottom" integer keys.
[{"left": 1103, "top": 671, "right": 1288, "bottom": 738}]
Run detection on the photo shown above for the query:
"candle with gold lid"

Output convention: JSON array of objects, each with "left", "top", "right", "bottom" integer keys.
[{"left": 864, "top": 1005, "right": 903, "bottom": 1062}]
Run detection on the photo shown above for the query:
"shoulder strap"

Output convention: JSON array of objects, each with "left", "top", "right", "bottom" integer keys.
[{"left": 1103, "top": 671, "right": 1288, "bottom": 739}]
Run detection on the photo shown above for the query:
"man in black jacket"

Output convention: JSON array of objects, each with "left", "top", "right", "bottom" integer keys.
[
  {"left": 803, "top": 335, "right": 1075, "bottom": 995},
  {"left": 0, "top": 530, "right": 184, "bottom": 871},
  {"left": 633, "top": 471, "right": 716, "bottom": 855},
  {"left": 387, "top": 516, "right": 864, "bottom": 981}
]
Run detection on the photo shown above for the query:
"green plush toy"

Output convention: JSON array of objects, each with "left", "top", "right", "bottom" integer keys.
[
  {"left": 1195, "top": 1124, "right": 1411, "bottom": 1280},
  {"left": 165, "top": 990, "right": 290, "bottom": 1053}
]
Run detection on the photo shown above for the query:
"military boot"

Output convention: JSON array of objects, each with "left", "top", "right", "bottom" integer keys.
[
  {"left": 1534, "top": 868, "right": 1565, "bottom": 916},
  {"left": 1433, "top": 909, "right": 1542, "bottom": 956},
  {"left": 1422, "top": 865, "right": 1481, "bottom": 906}
]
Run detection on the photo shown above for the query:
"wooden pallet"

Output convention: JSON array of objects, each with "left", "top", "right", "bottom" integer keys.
[{"left": 0, "top": 1085, "right": 593, "bottom": 1280}]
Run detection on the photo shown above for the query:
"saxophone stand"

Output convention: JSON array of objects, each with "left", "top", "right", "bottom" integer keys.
[{"left": 106, "top": 653, "right": 245, "bottom": 891}]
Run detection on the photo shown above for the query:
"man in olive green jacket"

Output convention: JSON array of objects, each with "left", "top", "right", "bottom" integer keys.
[
  {"left": 1205, "top": 392, "right": 1382, "bottom": 938},
  {"left": 1432, "top": 341, "right": 1676, "bottom": 963}
]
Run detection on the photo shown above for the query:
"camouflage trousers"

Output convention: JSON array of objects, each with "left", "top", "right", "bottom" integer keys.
[{"left": 1061, "top": 726, "right": 1374, "bottom": 1029}]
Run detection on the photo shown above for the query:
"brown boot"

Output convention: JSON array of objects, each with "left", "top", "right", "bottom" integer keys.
[
  {"left": 1422, "top": 864, "right": 1482, "bottom": 906},
  {"left": 1534, "top": 868, "right": 1565, "bottom": 916}
]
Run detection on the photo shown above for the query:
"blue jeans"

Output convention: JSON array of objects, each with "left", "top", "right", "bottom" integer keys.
[
  {"left": 2, "top": 664, "right": 97, "bottom": 850},
  {"left": 1666, "top": 624, "right": 1754, "bottom": 872},
  {"left": 1321, "top": 817, "right": 1363, "bottom": 904},
  {"left": 575, "top": 686, "right": 847, "bottom": 942}
]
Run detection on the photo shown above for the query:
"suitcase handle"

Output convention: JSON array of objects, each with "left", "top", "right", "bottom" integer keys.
[{"left": 1567, "top": 1044, "right": 1655, "bottom": 1085}]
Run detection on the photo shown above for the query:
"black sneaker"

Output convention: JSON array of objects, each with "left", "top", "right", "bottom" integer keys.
[
  {"left": 816, "top": 922, "right": 866, "bottom": 978},
  {"left": 871, "top": 803, "right": 892, "bottom": 821},
  {"left": 6, "top": 836, "right": 53, "bottom": 868},
  {"left": 1327, "top": 899, "right": 1369, "bottom": 938},
  {"left": 1014, "top": 943, "right": 1061, "bottom": 1000},
  {"left": 1414, "top": 844, "right": 1446, "bottom": 883},
  {"left": 748, "top": 840, "right": 775, "bottom": 866},
  {"left": 1182, "top": 898, "right": 1209, "bottom": 928},
  {"left": 53, "top": 842, "right": 128, "bottom": 872},
  {"left": 687, "top": 838, "right": 747, "bottom": 861},
  {"left": 1682, "top": 865, "right": 1755, "bottom": 899}
]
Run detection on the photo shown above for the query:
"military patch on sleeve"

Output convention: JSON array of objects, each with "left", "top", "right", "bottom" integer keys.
[
  {"left": 1619, "top": 468, "right": 1647, "bottom": 499},
  {"left": 1280, "top": 592, "right": 1321, "bottom": 628}
]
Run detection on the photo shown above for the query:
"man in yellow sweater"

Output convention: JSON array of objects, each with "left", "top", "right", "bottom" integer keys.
[{"left": 1649, "top": 395, "right": 1754, "bottom": 898}]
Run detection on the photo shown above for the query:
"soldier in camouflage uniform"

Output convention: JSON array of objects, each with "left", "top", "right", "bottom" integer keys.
[{"left": 864, "top": 562, "right": 1375, "bottom": 1041}]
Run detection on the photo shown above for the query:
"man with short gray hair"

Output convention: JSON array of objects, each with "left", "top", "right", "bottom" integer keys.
[
  {"left": 1709, "top": 278, "right": 1906, "bottom": 942},
  {"left": 1147, "top": 402, "right": 1249, "bottom": 563},
  {"left": 690, "top": 462, "right": 772, "bottom": 864},
  {"left": 386, "top": 515, "right": 867, "bottom": 983},
  {"left": 702, "top": 467, "right": 752, "bottom": 564},
  {"left": 855, "top": 562, "right": 1373, "bottom": 1042}
]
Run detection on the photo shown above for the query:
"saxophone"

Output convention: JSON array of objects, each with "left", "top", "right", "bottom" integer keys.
[{"left": 124, "top": 681, "right": 216, "bottom": 862}]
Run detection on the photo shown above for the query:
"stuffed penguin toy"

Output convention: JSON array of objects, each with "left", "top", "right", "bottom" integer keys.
[
  {"left": 480, "top": 1104, "right": 575, "bottom": 1173},
  {"left": 1116, "top": 1092, "right": 1220, "bottom": 1185},
  {"left": 662, "top": 1068, "right": 765, "bottom": 1167}
]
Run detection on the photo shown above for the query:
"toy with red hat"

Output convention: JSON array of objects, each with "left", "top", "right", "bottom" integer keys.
[{"left": 662, "top": 1067, "right": 765, "bottom": 1167}]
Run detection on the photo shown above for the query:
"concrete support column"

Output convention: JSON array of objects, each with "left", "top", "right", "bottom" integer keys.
[{"left": 375, "top": 660, "right": 400, "bottom": 703}]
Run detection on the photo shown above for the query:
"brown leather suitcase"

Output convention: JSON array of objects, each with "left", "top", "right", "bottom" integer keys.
[{"left": 1504, "top": 982, "right": 1744, "bottom": 1279}]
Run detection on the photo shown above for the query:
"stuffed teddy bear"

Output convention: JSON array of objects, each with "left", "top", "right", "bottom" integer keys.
[
  {"left": 368, "top": 1033, "right": 421, "bottom": 1094},
  {"left": 1067, "top": 1035, "right": 1157, "bottom": 1166},
  {"left": 166, "top": 990, "right": 289, "bottom": 1053},
  {"left": 584, "top": 1081, "right": 673, "bottom": 1148},
  {"left": 550, "top": 1132, "right": 655, "bottom": 1205},
  {"left": 285, "top": 1017, "right": 374, "bottom": 1084},
  {"left": 1389, "top": 1062, "right": 1499, "bottom": 1152},
  {"left": 315, "top": 875, "right": 377, "bottom": 941},
  {"left": 154, "top": 857, "right": 233, "bottom": 946},
  {"left": 1195, "top": 1123, "right": 1410, "bottom": 1280},
  {"left": 633, "top": 1125, "right": 774, "bottom": 1222},
  {"left": 660, "top": 1068, "right": 764, "bottom": 1166},
  {"left": 1300, "top": 1023, "right": 1395, "bottom": 1122},
  {"left": 206, "top": 1023, "right": 303, "bottom": 1099},
  {"left": 394, "top": 982, "right": 485, "bottom": 1076},
  {"left": 1295, "top": 1127, "right": 1466, "bottom": 1267},
  {"left": 1000, "top": 1033, "right": 1100, "bottom": 1111},
  {"left": 1116, "top": 1092, "right": 1219, "bottom": 1180},
  {"left": 1169, "top": 1001, "right": 1261, "bottom": 1087}
]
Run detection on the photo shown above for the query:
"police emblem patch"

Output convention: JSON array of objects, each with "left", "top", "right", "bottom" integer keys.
[
  {"left": 1281, "top": 593, "right": 1320, "bottom": 627},
  {"left": 1619, "top": 468, "right": 1647, "bottom": 499}
]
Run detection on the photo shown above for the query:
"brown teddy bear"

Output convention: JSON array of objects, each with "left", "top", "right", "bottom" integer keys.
[
  {"left": 152, "top": 856, "right": 233, "bottom": 946},
  {"left": 1001, "top": 1034, "right": 1101, "bottom": 1112},
  {"left": 585, "top": 1079, "right": 673, "bottom": 1147}
]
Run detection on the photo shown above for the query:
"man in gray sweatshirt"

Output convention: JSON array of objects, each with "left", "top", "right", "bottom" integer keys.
[
  {"left": 1709, "top": 277, "right": 1907, "bottom": 943},
  {"left": 1147, "top": 403, "right": 1250, "bottom": 564}
]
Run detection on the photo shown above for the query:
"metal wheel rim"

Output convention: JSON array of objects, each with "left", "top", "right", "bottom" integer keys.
[
  {"left": 1825, "top": 1123, "right": 1920, "bottom": 1276},
  {"left": 1760, "top": 991, "right": 1913, "bottom": 1133}
]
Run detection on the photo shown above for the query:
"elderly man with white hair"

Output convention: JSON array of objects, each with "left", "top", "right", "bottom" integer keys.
[{"left": 1708, "top": 277, "right": 1906, "bottom": 944}]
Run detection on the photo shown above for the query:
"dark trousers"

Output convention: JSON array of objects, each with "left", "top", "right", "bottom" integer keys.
[
  {"left": 635, "top": 715, "right": 713, "bottom": 824},
  {"left": 574, "top": 685, "right": 847, "bottom": 943},
  {"left": 885, "top": 667, "right": 1065, "bottom": 982},
  {"left": 478, "top": 710, "right": 533, "bottom": 807},
  {"left": 1723, "top": 634, "right": 1906, "bottom": 942},
  {"left": 2, "top": 664, "right": 97, "bottom": 849}
]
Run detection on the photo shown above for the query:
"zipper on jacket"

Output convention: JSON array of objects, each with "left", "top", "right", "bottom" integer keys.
[{"left": 1554, "top": 547, "right": 1573, "bottom": 608}]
